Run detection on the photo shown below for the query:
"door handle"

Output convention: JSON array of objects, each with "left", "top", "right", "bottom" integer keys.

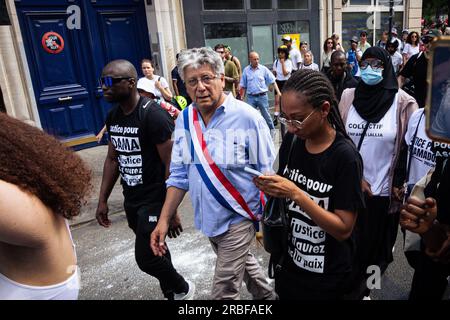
[{"left": 58, "top": 96, "right": 73, "bottom": 102}]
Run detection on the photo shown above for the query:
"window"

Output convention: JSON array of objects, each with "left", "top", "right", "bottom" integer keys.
[
  {"left": 250, "top": 0, "right": 271, "bottom": 9},
  {"left": 278, "top": 0, "right": 308, "bottom": 10},
  {"left": 204, "top": 23, "right": 248, "bottom": 66},
  {"left": 342, "top": 11, "right": 403, "bottom": 51},
  {"left": 277, "top": 21, "right": 310, "bottom": 49},
  {"left": 252, "top": 25, "right": 273, "bottom": 65},
  {"left": 203, "top": 0, "right": 244, "bottom": 10},
  {"left": 349, "top": 0, "right": 371, "bottom": 5}
]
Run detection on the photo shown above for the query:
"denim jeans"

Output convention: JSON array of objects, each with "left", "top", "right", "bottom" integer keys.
[{"left": 246, "top": 93, "right": 274, "bottom": 130}]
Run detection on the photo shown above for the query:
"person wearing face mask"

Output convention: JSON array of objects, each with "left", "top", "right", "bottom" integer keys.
[{"left": 339, "top": 46, "right": 418, "bottom": 299}]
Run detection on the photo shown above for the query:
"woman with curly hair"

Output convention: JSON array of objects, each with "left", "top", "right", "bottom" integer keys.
[{"left": 0, "top": 113, "right": 91, "bottom": 299}]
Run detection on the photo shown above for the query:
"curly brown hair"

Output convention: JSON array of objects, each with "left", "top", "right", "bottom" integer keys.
[{"left": 0, "top": 113, "right": 92, "bottom": 219}]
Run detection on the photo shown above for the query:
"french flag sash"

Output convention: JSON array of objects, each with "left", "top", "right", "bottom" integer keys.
[{"left": 183, "top": 107, "right": 261, "bottom": 222}]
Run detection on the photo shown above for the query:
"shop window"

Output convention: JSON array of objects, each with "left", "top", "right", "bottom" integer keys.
[
  {"left": 278, "top": 0, "right": 308, "bottom": 10},
  {"left": 349, "top": 0, "right": 371, "bottom": 5},
  {"left": 277, "top": 21, "right": 310, "bottom": 51},
  {"left": 203, "top": 0, "right": 244, "bottom": 10},
  {"left": 342, "top": 11, "right": 403, "bottom": 51},
  {"left": 204, "top": 23, "right": 248, "bottom": 66},
  {"left": 252, "top": 25, "right": 274, "bottom": 65},
  {"left": 250, "top": 0, "right": 272, "bottom": 9}
]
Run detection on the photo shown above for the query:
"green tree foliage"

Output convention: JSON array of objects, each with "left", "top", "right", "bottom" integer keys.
[{"left": 423, "top": 0, "right": 449, "bottom": 20}]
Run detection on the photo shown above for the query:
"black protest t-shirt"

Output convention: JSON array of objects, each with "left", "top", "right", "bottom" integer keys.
[
  {"left": 106, "top": 97, "right": 174, "bottom": 204},
  {"left": 400, "top": 52, "right": 428, "bottom": 108},
  {"left": 278, "top": 132, "right": 364, "bottom": 275}
]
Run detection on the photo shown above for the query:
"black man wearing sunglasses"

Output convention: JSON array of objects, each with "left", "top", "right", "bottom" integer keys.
[{"left": 96, "top": 59, "right": 194, "bottom": 300}]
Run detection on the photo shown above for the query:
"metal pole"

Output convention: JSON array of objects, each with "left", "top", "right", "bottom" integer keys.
[{"left": 388, "top": 0, "right": 394, "bottom": 42}]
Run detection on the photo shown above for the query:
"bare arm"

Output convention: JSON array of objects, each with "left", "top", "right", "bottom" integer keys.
[
  {"left": 156, "top": 139, "right": 174, "bottom": 179},
  {"left": 155, "top": 81, "right": 174, "bottom": 101},
  {"left": 281, "top": 59, "right": 289, "bottom": 77},
  {"left": 398, "top": 75, "right": 406, "bottom": 88},
  {"left": 96, "top": 141, "right": 120, "bottom": 227},
  {"left": 172, "top": 80, "right": 180, "bottom": 96}
]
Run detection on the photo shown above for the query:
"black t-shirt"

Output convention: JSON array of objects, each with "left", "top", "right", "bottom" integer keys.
[
  {"left": 278, "top": 132, "right": 364, "bottom": 275},
  {"left": 105, "top": 97, "right": 174, "bottom": 206},
  {"left": 400, "top": 52, "right": 428, "bottom": 108},
  {"left": 171, "top": 66, "right": 188, "bottom": 98}
]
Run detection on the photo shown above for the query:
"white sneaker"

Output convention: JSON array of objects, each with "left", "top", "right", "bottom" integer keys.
[
  {"left": 174, "top": 280, "right": 195, "bottom": 300},
  {"left": 362, "top": 295, "right": 371, "bottom": 300}
]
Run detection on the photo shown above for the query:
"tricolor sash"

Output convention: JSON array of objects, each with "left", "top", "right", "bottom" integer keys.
[{"left": 183, "top": 107, "right": 261, "bottom": 222}]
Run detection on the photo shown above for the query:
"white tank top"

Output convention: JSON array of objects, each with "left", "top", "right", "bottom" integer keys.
[
  {"left": 346, "top": 94, "right": 398, "bottom": 196},
  {"left": 0, "top": 220, "right": 79, "bottom": 300}
]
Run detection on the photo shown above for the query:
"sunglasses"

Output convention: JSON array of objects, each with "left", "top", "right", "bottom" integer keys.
[
  {"left": 99, "top": 76, "right": 133, "bottom": 88},
  {"left": 360, "top": 59, "right": 384, "bottom": 70}
]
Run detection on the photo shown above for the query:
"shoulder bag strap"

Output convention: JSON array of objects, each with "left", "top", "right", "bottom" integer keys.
[
  {"left": 357, "top": 122, "right": 371, "bottom": 152},
  {"left": 406, "top": 111, "right": 425, "bottom": 184}
]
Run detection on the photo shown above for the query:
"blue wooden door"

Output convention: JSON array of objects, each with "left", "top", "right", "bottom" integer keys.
[
  {"left": 85, "top": 0, "right": 152, "bottom": 129},
  {"left": 15, "top": 0, "right": 151, "bottom": 149}
]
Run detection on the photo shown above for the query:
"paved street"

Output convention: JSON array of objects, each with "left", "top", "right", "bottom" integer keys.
[{"left": 73, "top": 137, "right": 449, "bottom": 300}]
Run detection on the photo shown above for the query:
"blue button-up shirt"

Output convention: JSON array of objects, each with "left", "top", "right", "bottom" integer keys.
[
  {"left": 240, "top": 64, "right": 276, "bottom": 95},
  {"left": 166, "top": 94, "right": 276, "bottom": 237}
]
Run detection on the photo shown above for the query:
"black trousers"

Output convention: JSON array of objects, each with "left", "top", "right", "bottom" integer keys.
[
  {"left": 347, "top": 196, "right": 399, "bottom": 298},
  {"left": 124, "top": 201, "right": 186, "bottom": 298},
  {"left": 409, "top": 251, "right": 450, "bottom": 300},
  {"left": 275, "top": 267, "right": 352, "bottom": 300}
]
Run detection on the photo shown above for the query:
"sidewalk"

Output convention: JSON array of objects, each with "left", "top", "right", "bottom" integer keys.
[{"left": 73, "top": 144, "right": 124, "bottom": 226}]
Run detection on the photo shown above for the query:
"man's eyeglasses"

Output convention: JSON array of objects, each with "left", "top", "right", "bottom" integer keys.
[
  {"left": 99, "top": 76, "right": 133, "bottom": 88},
  {"left": 186, "top": 75, "right": 220, "bottom": 88},
  {"left": 360, "top": 59, "right": 384, "bottom": 71},
  {"left": 279, "top": 109, "right": 317, "bottom": 129}
]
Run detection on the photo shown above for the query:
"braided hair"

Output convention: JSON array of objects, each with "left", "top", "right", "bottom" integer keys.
[{"left": 282, "top": 69, "right": 351, "bottom": 141}]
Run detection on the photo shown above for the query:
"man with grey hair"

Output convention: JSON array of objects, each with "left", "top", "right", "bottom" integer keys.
[{"left": 151, "top": 47, "right": 277, "bottom": 300}]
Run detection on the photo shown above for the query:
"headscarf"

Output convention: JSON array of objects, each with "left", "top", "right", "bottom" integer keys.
[{"left": 353, "top": 47, "right": 399, "bottom": 123}]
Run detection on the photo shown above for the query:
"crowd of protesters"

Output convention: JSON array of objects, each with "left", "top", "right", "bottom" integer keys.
[{"left": 2, "top": 21, "right": 450, "bottom": 301}]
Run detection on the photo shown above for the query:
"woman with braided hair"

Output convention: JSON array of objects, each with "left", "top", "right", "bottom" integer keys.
[
  {"left": 0, "top": 113, "right": 91, "bottom": 299},
  {"left": 254, "top": 69, "right": 365, "bottom": 300}
]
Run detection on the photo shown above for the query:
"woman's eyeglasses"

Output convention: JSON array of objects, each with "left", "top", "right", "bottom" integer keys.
[
  {"left": 278, "top": 109, "right": 317, "bottom": 129},
  {"left": 360, "top": 59, "right": 384, "bottom": 71},
  {"left": 99, "top": 76, "right": 133, "bottom": 88}
]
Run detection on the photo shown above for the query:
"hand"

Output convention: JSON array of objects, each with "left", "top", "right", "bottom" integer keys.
[
  {"left": 167, "top": 212, "right": 183, "bottom": 238},
  {"left": 423, "top": 224, "right": 450, "bottom": 262},
  {"left": 150, "top": 220, "right": 169, "bottom": 256},
  {"left": 361, "top": 179, "right": 373, "bottom": 198},
  {"left": 392, "top": 186, "right": 405, "bottom": 202},
  {"left": 96, "top": 201, "right": 111, "bottom": 228},
  {"left": 400, "top": 196, "right": 437, "bottom": 234},
  {"left": 253, "top": 174, "right": 299, "bottom": 199},
  {"left": 96, "top": 132, "right": 104, "bottom": 143}
]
